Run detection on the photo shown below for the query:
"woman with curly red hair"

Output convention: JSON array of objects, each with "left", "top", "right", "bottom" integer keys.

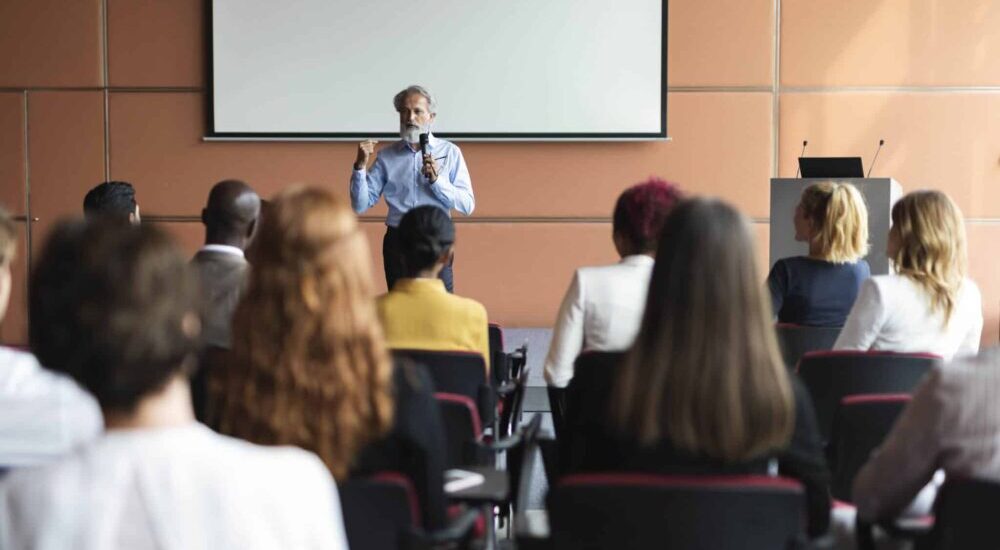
[{"left": 543, "top": 177, "right": 682, "bottom": 390}]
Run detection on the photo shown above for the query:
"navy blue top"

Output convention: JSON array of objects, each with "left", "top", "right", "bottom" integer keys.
[{"left": 767, "top": 257, "right": 870, "bottom": 327}]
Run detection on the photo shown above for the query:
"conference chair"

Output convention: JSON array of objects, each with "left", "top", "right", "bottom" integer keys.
[
  {"left": 775, "top": 323, "right": 842, "bottom": 369},
  {"left": 925, "top": 478, "right": 1000, "bottom": 550},
  {"left": 393, "top": 349, "right": 495, "bottom": 426},
  {"left": 797, "top": 351, "right": 938, "bottom": 441},
  {"left": 828, "top": 394, "right": 911, "bottom": 502},
  {"left": 509, "top": 416, "right": 551, "bottom": 550},
  {"left": 556, "top": 351, "right": 626, "bottom": 476},
  {"left": 340, "top": 471, "right": 479, "bottom": 550},
  {"left": 497, "top": 365, "right": 531, "bottom": 440},
  {"left": 547, "top": 474, "right": 807, "bottom": 550}
]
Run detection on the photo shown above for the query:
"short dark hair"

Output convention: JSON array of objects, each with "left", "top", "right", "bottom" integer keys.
[
  {"left": 29, "top": 220, "right": 199, "bottom": 412},
  {"left": 83, "top": 181, "right": 137, "bottom": 222},
  {"left": 612, "top": 178, "right": 683, "bottom": 253},
  {"left": 398, "top": 206, "right": 455, "bottom": 276}
]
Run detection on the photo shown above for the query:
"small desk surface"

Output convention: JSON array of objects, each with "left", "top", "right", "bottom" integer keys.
[{"left": 445, "top": 466, "right": 510, "bottom": 503}]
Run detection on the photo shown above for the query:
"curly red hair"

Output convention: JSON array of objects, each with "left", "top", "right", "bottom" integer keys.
[{"left": 613, "top": 177, "right": 683, "bottom": 253}]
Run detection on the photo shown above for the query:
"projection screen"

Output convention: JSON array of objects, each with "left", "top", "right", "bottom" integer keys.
[{"left": 208, "top": 0, "right": 666, "bottom": 141}]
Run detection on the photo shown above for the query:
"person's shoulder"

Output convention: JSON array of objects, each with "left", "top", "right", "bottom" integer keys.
[
  {"left": 960, "top": 277, "right": 983, "bottom": 302},
  {"left": 201, "top": 428, "right": 335, "bottom": 486}
]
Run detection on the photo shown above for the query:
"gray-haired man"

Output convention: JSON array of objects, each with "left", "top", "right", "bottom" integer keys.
[{"left": 349, "top": 85, "right": 475, "bottom": 292}]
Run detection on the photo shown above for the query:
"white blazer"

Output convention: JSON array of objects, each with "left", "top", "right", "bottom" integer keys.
[
  {"left": 834, "top": 275, "right": 983, "bottom": 361},
  {"left": 544, "top": 255, "right": 654, "bottom": 387}
]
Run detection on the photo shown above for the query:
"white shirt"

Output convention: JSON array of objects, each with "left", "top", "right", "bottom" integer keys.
[
  {"left": 834, "top": 275, "right": 983, "bottom": 361},
  {"left": 544, "top": 255, "right": 654, "bottom": 387},
  {"left": 0, "top": 346, "right": 102, "bottom": 466},
  {"left": 199, "top": 244, "right": 245, "bottom": 258},
  {"left": 0, "top": 423, "right": 348, "bottom": 550}
]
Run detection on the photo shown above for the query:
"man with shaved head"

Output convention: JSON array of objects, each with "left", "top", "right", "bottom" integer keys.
[{"left": 191, "top": 179, "right": 260, "bottom": 349}]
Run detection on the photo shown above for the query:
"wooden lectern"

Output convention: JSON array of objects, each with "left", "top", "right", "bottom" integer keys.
[{"left": 769, "top": 178, "right": 903, "bottom": 275}]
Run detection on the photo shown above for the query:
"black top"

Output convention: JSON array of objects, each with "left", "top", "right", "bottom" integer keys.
[
  {"left": 767, "top": 256, "right": 870, "bottom": 327},
  {"left": 565, "top": 355, "right": 831, "bottom": 538},
  {"left": 353, "top": 361, "right": 448, "bottom": 530}
]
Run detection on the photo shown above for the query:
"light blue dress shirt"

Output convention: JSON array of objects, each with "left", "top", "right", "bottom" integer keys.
[{"left": 350, "top": 134, "right": 475, "bottom": 227}]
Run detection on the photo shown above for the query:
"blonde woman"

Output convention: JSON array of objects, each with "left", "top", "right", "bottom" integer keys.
[
  {"left": 206, "top": 186, "right": 448, "bottom": 529},
  {"left": 768, "top": 181, "right": 870, "bottom": 326},
  {"left": 834, "top": 190, "right": 982, "bottom": 360},
  {"left": 570, "top": 198, "right": 831, "bottom": 538}
]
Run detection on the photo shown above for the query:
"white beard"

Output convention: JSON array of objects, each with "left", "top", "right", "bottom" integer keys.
[{"left": 400, "top": 124, "right": 424, "bottom": 143}]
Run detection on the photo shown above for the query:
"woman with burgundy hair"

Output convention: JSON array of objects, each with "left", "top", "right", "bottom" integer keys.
[{"left": 543, "top": 177, "right": 682, "bottom": 391}]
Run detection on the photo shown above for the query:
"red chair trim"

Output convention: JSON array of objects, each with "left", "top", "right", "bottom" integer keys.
[
  {"left": 840, "top": 393, "right": 912, "bottom": 406},
  {"left": 559, "top": 473, "right": 803, "bottom": 492},
  {"left": 434, "top": 392, "right": 483, "bottom": 438},
  {"left": 801, "top": 350, "right": 942, "bottom": 360},
  {"left": 370, "top": 471, "right": 422, "bottom": 529}
]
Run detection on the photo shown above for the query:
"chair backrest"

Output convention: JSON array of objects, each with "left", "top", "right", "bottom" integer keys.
[
  {"left": 393, "top": 349, "right": 493, "bottom": 424},
  {"left": 435, "top": 392, "right": 484, "bottom": 468},
  {"left": 930, "top": 477, "right": 1000, "bottom": 550},
  {"left": 559, "top": 351, "right": 626, "bottom": 474},
  {"left": 340, "top": 472, "right": 420, "bottom": 550},
  {"left": 798, "top": 351, "right": 937, "bottom": 441},
  {"left": 828, "top": 394, "right": 911, "bottom": 501},
  {"left": 548, "top": 473, "right": 806, "bottom": 550},
  {"left": 776, "top": 324, "right": 842, "bottom": 369}
]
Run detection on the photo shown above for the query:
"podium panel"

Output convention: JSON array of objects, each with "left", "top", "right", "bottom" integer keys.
[{"left": 769, "top": 178, "right": 903, "bottom": 275}]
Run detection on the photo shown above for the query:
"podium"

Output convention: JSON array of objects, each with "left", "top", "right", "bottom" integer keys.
[{"left": 769, "top": 178, "right": 903, "bottom": 275}]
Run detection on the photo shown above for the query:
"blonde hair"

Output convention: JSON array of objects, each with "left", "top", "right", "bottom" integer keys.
[
  {"left": 799, "top": 181, "right": 869, "bottom": 263},
  {"left": 0, "top": 207, "right": 16, "bottom": 266},
  {"left": 612, "top": 198, "right": 794, "bottom": 462},
  {"left": 207, "top": 185, "right": 394, "bottom": 480},
  {"left": 890, "top": 190, "right": 967, "bottom": 323}
]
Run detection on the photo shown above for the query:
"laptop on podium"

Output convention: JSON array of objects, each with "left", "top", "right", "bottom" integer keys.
[{"left": 798, "top": 157, "right": 865, "bottom": 178}]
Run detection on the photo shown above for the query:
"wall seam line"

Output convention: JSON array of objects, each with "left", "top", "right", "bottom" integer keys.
[
  {"left": 22, "top": 91, "right": 31, "bottom": 339},
  {"left": 771, "top": 0, "right": 781, "bottom": 180},
  {"left": 101, "top": 0, "right": 111, "bottom": 180}
]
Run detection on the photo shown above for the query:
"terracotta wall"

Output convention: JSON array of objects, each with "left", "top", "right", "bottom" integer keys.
[{"left": 1, "top": 0, "right": 999, "bottom": 345}]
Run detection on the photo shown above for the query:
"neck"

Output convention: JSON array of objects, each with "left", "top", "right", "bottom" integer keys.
[
  {"left": 205, "top": 234, "right": 244, "bottom": 249},
  {"left": 807, "top": 240, "right": 826, "bottom": 259},
  {"left": 103, "top": 374, "right": 196, "bottom": 430}
]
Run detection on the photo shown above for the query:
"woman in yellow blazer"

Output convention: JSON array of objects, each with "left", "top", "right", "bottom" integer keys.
[{"left": 377, "top": 206, "right": 490, "bottom": 375}]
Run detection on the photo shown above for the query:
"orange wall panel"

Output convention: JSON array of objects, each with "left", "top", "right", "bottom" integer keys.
[
  {"left": 463, "top": 92, "right": 773, "bottom": 218},
  {"left": 779, "top": 93, "right": 1000, "bottom": 218},
  {"left": 0, "top": 93, "right": 26, "bottom": 215},
  {"left": 28, "top": 92, "right": 106, "bottom": 253},
  {"left": 782, "top": 0, "right": 1000, "bottom": 87},
  {"left": 0, "top": 0, "right": 104, "bottom": 87},
  {"left": 669, "top": 0, "right": 774, "bottom": 87},
  {"left": 966, "top": 224, "right": 1000, "bottom": 347},
  {"left": 107, "top": 0, "right": 204, "bottom": 88}
]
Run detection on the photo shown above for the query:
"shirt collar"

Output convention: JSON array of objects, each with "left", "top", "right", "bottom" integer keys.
[
  {"left": 200, "top": 244, "right": 245, "bottom": 259},
  {"left": 392, "top": 277, "right": 447, "bottom": 293},
  {"left": 620, "top": 254, "right": 655, "bottom": 267}
]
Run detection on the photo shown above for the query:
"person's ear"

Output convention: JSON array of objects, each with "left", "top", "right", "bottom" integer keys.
[
  {"left": 245, "top": 218, "right": 257, "bottom": 240},
  {"left": 201, "top": 208, "right": 208, "bottom": 226},
  {"left": 439, "top": 245, "right": 454, "bottom": 266}
]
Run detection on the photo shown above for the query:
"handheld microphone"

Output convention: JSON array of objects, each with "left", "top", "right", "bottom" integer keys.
[
  {"left": 795, "top": 140, "right": 808, "bottom": 178},
  {"left": 419, "top": 133, "right": 430, "bottom": 156},
  {"left": 866, "top": 139, "right": 885, "bottom": 178}
]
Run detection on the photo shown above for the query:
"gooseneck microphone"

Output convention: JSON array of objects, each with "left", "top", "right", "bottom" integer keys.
[
  {"left": 795, "top": 140, "right": 808, "bottom": 178},
  {"left": 866, "top": 139, "right": 885, "bottom": 178}
]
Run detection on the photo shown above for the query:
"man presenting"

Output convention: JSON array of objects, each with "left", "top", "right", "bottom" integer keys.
[{"left": 350, "top": 85, "right": 475, "bottom": 292}]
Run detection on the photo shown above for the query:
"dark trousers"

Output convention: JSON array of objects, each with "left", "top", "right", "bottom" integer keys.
[{"left": 383, "top": 226, "right": 454, "bottom": 292}]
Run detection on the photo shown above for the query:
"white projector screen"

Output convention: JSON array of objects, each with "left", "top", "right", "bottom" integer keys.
[{"left": 209, "top": 0, "right": 666, "bottom": 141}]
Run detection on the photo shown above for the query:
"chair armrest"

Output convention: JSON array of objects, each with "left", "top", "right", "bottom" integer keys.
[
  {"left": 495, "top": 380, "right": 517, "bottom": 397},
  {"left": 414, "top": 506, "right": 480, "bottom": 547}
]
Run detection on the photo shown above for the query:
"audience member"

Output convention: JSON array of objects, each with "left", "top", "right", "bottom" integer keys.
[
  {"left": 377, "top": 205, "right": 490, "bottom": 374},
  {"left": 191, "top": 179, "right": 260, "bottom": 349},
  {"left": 768, "top": 181, "right": 870, "bottom": 326},
  {"left": 543, "top": 178, "right": 681, "bottom": 389},
  {"left": 82, "top": 181, "right": 140, "bottom": 224},
  {"left": 853, "top": 347, "right": 1000, "bottom": 522},
  {"left": 206, "top": 186, "right": 448, "bottom": 529},
  {"left": 569, "top": 198, "right": 831, "bottom": 538},
  {"left": 1, "top": 220, "right": 346, "bottom": 549},
  {"left": 835, "top": 190, "right": 982, "bottom": 360},
  {"left": 0, "top": 209, "right": 101, "bottom": 467}
]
